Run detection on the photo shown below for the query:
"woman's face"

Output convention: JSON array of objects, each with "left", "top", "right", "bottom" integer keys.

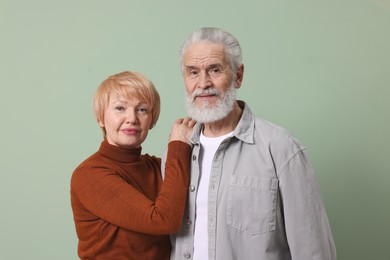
[{"left": 99, "top": 93, "right": 153, "bottom": 149}]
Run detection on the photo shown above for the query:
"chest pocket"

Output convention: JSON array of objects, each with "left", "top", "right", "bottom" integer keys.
[{"left": 227, "top": 175, "right": 278, "bottom": 235}]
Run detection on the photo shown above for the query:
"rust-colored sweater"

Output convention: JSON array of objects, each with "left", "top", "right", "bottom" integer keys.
[{"left": 70, "top": 140, "right": 190, "bottom": 259}]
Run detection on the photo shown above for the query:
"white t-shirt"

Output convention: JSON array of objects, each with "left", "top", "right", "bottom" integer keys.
[{"left": 193, "top": 131, "right": 233, "bottom": 260}]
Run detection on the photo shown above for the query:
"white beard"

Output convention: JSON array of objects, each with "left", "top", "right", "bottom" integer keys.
[{"left": 186, "top": 84, "right": 237, "bottom": 123}]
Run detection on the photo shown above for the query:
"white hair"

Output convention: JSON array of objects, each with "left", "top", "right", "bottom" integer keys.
[
  {"left": 185, "top": 83, "right": 237, "bottom": 123},
  {"left": 179, "top": 27, "right": 243, "bottom": 76}
]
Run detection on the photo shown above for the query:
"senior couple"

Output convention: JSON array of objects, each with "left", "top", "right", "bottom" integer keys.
[{"left": 71, "top": 27, "right": 336, "bottom": 260}]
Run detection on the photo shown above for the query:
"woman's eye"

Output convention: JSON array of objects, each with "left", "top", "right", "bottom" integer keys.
[
  {"left": 115, "top": 106, "right": 125, "bottom": 111},
  {"left": 137, "top": 107, "right": 148, "bottom": 113}
]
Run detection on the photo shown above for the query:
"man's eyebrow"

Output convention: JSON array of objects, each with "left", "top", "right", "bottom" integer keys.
[
  {"left": 185, "top": 65, "right": 198, "bottom": 70},
  {"left": 208, "top": 63, "right": 222, "bottom": 69},
  {"left": 185, "top": 63, "right": 222, "bottom": 70}
]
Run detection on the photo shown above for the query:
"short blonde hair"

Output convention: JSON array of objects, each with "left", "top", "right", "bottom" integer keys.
[{"left": 93, "top": 71, "right": 160, "bottom": 136}]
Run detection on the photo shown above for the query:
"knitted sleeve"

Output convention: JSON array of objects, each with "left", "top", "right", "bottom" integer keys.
[{"left": 71, "top": 141, "right": 190, "bottom": 235}]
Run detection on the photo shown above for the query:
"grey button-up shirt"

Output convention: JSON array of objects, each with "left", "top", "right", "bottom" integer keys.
[{"left": 166, "top": 101, "right": 336, "bottom": 260}]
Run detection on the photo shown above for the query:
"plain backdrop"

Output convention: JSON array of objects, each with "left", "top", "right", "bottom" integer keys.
[{"left": 1, "top": 0, "right": 389, "bottom": 259}]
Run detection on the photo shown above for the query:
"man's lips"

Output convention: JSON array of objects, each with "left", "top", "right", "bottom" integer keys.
[{"left": 195, "top": 94, "right": 216, "bottom": 100}]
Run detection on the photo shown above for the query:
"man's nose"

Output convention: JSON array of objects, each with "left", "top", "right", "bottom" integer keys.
[{"left": 198, "top": 71, "right": 212, "bottom": 89}]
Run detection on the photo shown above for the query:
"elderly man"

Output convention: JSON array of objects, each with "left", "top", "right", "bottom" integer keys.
[{"left": 166, "top": 27, "right": 336, "bottom": 260}]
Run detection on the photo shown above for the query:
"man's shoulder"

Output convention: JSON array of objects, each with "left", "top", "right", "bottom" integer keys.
[
  {"left": 236, "top": 101, "right": 303, "bottom": 150},
  {"left": 253, "top": 116, "right": 305, "bottom": 151},
  {"left": 254, "top": 116, "right": 290, "bottom": 136}
]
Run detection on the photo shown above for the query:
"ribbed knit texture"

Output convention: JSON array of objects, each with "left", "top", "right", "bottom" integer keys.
[{"left": 71, "top": 139, "right": 190, "bottom": 259}]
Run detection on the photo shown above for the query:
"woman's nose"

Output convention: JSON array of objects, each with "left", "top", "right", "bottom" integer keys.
[{"left": 126, "top": 110, "right": 138, "bottom": 124}]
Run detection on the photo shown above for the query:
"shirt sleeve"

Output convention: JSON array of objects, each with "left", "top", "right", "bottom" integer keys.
[
  {"left": 278, "top": 149, "right": 337, "bottom": 260},
  {"left": 71, "top": 141, "right": 190, "bottom": 235}
]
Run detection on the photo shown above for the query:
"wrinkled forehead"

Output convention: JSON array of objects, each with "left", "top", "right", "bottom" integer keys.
[{"left": 184, "top": 42, "right": 228, "bottom": 67}]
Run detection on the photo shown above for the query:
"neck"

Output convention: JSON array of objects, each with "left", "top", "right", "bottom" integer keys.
[{"left": 202, "top": 102, "right": 242, "bottom": 137}]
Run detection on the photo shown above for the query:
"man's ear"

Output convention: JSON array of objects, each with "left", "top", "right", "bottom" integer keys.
[{"left": 235, "top": 64, "right": 244, "bottom": 89}]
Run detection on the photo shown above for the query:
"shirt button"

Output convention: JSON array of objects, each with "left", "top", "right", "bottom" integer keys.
[
  {"left": 189, "top": 185, "right": 195, "bottom": 192},
  {"left": 186, "top": 219, "right": 192, "bottom": 226},
  {"left": 183, "top": 252, "right": 191, "bottom": 259},
  {"left": 192, "top": 155, "right": 197, "bottom": 161}
]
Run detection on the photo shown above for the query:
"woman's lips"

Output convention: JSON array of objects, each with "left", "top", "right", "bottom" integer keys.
[{"left": 122, "top": 128, "right": 139, "bottom": 135}]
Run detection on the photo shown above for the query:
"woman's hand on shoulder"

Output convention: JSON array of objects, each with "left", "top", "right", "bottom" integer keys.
[{"left": 169, "top": 117, "right": 196, "bottom": 144}]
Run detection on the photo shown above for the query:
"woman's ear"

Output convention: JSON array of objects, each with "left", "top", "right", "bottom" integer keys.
[
  {"left": 149, "top": 121, "right": 156, "bottom": 130},
  {"left": 98, "top": 119, "right": 104, "bottom": 128}
]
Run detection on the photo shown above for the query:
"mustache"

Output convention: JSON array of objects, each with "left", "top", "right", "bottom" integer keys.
[{"left": 191, "top": 88, "right": 221, "bottom": 99}]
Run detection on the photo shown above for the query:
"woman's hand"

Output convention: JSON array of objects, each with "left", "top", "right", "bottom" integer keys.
[{"left": 169, "top": 117, "right": 196, "bottom": 144}]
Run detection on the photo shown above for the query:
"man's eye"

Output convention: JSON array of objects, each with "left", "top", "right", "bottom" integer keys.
[
  {"left": 210, "top": 68, "right": 221, "bottom": 74},
  {"left": 187, "top": 70, "right": 198, "bottom": 76}
]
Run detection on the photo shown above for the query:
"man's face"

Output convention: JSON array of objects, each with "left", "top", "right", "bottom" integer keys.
[{"left": 183, "top": 42, "right": 237, "bottom": 123}]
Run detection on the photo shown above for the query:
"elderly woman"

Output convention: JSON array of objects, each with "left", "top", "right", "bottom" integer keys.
[{"left": 70, "top": 71, "right": 194, "bottom": 259}]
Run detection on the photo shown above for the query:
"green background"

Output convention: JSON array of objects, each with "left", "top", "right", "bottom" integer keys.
[{"left": 1, "top": 0, "right": 389, "bottom": 259}]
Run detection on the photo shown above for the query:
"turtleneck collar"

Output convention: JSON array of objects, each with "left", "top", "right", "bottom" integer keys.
[{"left": 98, "top": 139, "right": 142, "bottom": 163}]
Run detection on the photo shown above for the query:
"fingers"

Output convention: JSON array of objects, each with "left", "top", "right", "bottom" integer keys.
[
  {"left": 169, "top": 117, "right": 196, "bottom": 143},
  {"left": 188, "top": 118, "right": 196, "bottom": 127},
  {"left": 177, "top": 117, "right": 196, "bottom": 127}
]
